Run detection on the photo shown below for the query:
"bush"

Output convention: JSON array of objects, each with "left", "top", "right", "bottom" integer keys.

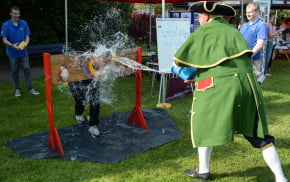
[
  {"left": 0, "top": 1, "right": 133, "bottom": 57},
  {"left": 0, "top": 44, "right": 6, "bottom": 62},
  {"left": 128, "top": 13, "right": 161, "bottom": 45}
]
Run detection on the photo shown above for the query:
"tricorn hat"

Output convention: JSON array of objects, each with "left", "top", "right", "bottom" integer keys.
[{"left": 189, "top": 1, "right": 236, "bottom": 17}]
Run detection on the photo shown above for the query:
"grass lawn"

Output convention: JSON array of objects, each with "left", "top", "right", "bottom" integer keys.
[{"left": 0, "top": 58, "right": 289, "bottom": 182}]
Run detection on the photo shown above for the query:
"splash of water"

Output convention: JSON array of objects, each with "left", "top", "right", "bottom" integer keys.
[{"left": 59, "top": 9, "right": 160, "bottom": 107}]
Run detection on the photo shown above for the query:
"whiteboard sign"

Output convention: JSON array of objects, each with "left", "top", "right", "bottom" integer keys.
[{"left": 156, "top": 18, "right": 190, "bottom": 72}]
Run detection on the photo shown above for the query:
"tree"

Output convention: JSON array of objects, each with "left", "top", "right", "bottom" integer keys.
[
  {"left": 0, "top": 0, "right": 133, "bottom": 58},
  {"left": 274, "top": 9, "right": 290, "bottom": 26}
]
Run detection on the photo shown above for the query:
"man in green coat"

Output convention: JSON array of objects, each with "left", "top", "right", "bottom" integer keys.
[{"left": 173, "top": 2, "right": 287, "bottom": 182}]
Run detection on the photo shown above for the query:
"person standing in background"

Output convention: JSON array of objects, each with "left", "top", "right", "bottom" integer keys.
[
  {"left": 240, "top": 2, "right": 268, "bottom": 82},
  {"left": 1, "top": 6, "right": 39, "bottom": 97},
  {"left": 265, "top": 15, "right": 286, "bottom": 76}
]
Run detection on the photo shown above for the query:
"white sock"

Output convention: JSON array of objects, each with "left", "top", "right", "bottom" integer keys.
[
  {"left": 198, "top": 146, "right": 213, "bottom": 174},
  {"left": 261, "top": 145, "right": 287, "bottom": 182}
]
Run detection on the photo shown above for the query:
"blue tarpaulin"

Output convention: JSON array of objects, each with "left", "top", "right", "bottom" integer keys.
[{"left": 5, "top": 108, "right": 182, "bottom": 163}]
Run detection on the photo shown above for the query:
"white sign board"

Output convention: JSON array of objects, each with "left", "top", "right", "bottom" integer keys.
[{"left": 156, "top": 18, "right": 191, "bottom": 72}]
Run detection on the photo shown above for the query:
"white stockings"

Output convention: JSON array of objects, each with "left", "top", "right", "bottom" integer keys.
[
  {"left": 261, "top": 145, "right": 287, "bottom": 182},
  {"left": 198, "top": 146, "right": 213, "bottom": 174}
]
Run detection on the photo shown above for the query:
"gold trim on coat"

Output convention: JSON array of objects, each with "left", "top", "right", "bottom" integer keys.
[
  {"left": 246, "top": 73, "right": 261, "bottom": 120},
  {"left": 259, "top": 143, "right": 273, "bottom": 150},
  {"left": 173, "top": 50, "right": 253, "bottom": 69},
  {"left": 191, "top": 93, "right": 197, "bottom": 148}
]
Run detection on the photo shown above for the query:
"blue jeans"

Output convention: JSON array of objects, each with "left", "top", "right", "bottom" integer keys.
[
  {"left": 9, "top": 56, "right": 33, "bottom": 91},
  {"left": 264, "top": 41, "right": 275, "bottom": 74}
]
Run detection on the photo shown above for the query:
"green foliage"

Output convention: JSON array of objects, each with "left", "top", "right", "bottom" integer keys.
[
  {"left": 0, "top": 0, "right": 65, "bottom": 45},
  {"left": 128, "top": 13, "right": 161, "bottom": 45},
  {"left": 0, "top": 43, "right": 6, "bottom": 62},
  {"left": 270, "top": 9, "right": 290, "bottom": 26},
  {"left": 152, "top": 3, "right": 173, "bottom": 15},
  {"left": 0, "top": 0, "right": 133, "bottom": 57},
  {"left": 0, "top": 58, "right": 289, "bottom": 181}
]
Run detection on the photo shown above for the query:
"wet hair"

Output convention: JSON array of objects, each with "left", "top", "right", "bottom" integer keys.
[{"left": 103, "top": 51, "right": 111, "bottom": 57}]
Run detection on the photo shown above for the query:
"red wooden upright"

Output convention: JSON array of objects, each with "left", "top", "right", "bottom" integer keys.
[
  {"left": 43, "top": 53, "right": 65, "bottom": 156},
  {"left": 127, "top": 47, "right": 148, "bottom": 130}
]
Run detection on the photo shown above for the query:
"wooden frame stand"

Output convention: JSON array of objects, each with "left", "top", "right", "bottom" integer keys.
[
  {"left": 127, "top": 47, "right": 148, "bottom": 130},
  {"left": 43, "top": 53, "right": 65, "bottom": 156}
]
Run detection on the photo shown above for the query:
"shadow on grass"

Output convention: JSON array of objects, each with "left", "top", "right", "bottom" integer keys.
[
  {"left": 263, "top": 94, "right": 290, "bottom": 124},
  {"left": 274, "top": 137, "right": 290, "bottom": 150},
  {"left": 212, "top": 164, "right": 290, "bottom": 182}
]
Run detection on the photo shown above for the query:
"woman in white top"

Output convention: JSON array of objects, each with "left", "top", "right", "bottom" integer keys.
[{"left": 265, "top": 15, "right": 286, "bottom": 76}]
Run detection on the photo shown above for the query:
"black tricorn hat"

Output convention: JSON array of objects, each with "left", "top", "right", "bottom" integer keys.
[{"left": 189, "top": 1, "right": 236, "bottom": 17}]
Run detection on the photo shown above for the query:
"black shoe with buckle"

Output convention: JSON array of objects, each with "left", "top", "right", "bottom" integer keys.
[{"left": 184, "top": 168, "right": 211, "bottom": 181}]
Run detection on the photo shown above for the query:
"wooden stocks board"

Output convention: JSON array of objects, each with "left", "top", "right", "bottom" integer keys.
[{"left": 50, "top": 49, "right": 137, "bottom": 84}]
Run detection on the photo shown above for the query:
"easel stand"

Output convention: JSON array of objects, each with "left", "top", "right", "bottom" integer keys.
[
  {"left": 156, "top": 72, "right": 171, "bottom": 108},
  {"left": 43, "top": 53, "right": 65, "bottom": 156},
  {"left": 158, "top": 73, "right": 167, "bottom": 104},
  {"left": 127, "top": 47, "right": 148, "bottom": 130}
]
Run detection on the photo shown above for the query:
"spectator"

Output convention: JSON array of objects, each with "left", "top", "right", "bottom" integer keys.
[
  {"left": 281, "top": 17, "right": 290, "bottom": 42},
  {"left": 265, "top": 15, "right": 286, "bottom": 76},
  {"left": 240, "top": 2, "right": 268, "bottom": 82},
  {"left": 1, "top": 6, "right": 40, "bottom": 97}
]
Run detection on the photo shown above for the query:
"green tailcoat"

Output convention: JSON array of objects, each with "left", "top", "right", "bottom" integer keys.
[{"left": 173, "top": 17, "right": 269, "bottom": 147}]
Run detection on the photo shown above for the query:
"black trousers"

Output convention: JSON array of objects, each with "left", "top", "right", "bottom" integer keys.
[
  {"left": 69, "top": 79, "right": 100, "bottom": 126},
  {"left": 244, "top": 135, "right": 275, "bottom": 148},
  {"left": 244, "top": 111, "right": 275, "bottom": 148}
]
